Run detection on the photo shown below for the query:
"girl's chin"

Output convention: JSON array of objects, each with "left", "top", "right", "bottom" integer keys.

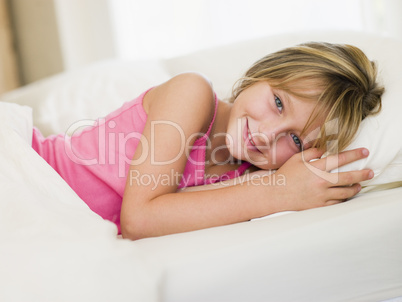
[
  {"left": 226, "top": 140, "right": 280, "bottom": 169},
  {"left": 241, "top": 152, "right": 283, "bottom": 170},
  {"left": 254, "top": 163, "right": 280, "bottom": 170}
]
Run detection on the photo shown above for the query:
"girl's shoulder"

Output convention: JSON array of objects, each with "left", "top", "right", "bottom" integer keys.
[
  {"left": 143, "top": 72, "right": 216, "bottom": 134},
  {"left": 143, "top": 72, "right": 214, "bottom": 111}
]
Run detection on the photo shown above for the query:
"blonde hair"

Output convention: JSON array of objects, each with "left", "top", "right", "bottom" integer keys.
[{"left": 230, "top": 42, "right": 384, "bottom": 152}]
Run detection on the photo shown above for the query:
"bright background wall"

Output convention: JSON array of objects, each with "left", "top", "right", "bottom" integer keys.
[
  {"left": 110, "top": 0, "right": 401, "bottom": 60},
  {"left": 5, "top": 0, "right": 402, "bottom": 86}
]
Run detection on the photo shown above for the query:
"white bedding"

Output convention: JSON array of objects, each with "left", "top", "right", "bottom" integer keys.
[
  {"left": 1, "top": 31, "right": 402, "bottom": 302},
  {"left": 1, "top": 106, "right": 401, "bottom": 301},
  {"left": 143, "top": 187, "right": 402, "bottom": 302},
  {"left": 0, "top": 103, "right": 159, "bottom": 302}
]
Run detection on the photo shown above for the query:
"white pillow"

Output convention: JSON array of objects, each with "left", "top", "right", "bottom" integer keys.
[
  {"left": 0, "top": 59, "right": 171, "bottom": 136},
  {"left": 163, "top": 31, "right": 402, "bottom": 187},
  {"left": 0, "top": 101, "right": 33, "bottom": 144},
  {"left": 0, "top": 100, "right": 90, "bottom": 210},
  {"left": 331, "top": 34, "right": 402, "bottom": 187}
]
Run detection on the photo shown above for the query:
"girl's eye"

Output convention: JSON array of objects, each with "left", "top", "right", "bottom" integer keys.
[
  {"left": 274, "top": 95, "right": 283, "bottom": 113},
  {"left": 291, "top": 133, "right": 302, "bottom": 151}
]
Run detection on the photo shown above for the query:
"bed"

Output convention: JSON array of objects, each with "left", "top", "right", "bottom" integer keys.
[{"left": 1, "top": 31, "right": 401, "bottom": 302}]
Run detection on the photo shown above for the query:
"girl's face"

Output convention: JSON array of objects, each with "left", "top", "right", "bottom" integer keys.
[{"left": 226, "top": 81, "right": 322, "bottom": 170}]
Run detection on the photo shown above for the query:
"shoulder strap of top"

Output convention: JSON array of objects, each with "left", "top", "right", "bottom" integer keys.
[{"left": 203, "top": 93, "right": 219, "bottom": 138}]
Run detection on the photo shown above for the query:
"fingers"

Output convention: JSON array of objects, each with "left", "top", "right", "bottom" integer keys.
[
  {"left": 335, "top": 169, "right": 374, "bottom": 186},
  {"left": 289, "top": 148, "right": 374, "bottom": 208},
  {"left": 300, "top": 148, "right": 325, "bottom": 162},
  {"left": 314, "top": 168, "right": 373, "bottom": 190},
  {"left": 327, "top": 183, "right": 362, "bottom": 202},
  {"left": 306, "top": 148, "right": 369, "bottom": 172},
  {"left": 312, "top": 183, "right": 362, "bottom": 207},
  {"left": 329, "top": 148, "right": 369, "bottom": 171},
  {"left": 325, "top": 169, "right": 374, "bottom": 202}
]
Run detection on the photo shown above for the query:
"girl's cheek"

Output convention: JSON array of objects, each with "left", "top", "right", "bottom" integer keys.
[{"left": 272, "top": 143, "right": 297, "bottom": 167}]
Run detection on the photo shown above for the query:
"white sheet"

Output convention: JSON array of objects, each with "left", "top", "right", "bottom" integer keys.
[
  {"left": 0, "top": 103, "right": 158, "bottom": 302},
  {"left": 136, "top": 186, "right": 402, "bottom": 302},
  {"left": 0, "top": 101, "right": 401, "bottom": 302}
]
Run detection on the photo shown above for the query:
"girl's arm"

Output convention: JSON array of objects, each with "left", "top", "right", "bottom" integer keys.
[
  {"left": 178, "top": 169, "right": 275, "bottom": 192},
  {"left": 120, "top": 73, "right": 373, "bottom": 240}
]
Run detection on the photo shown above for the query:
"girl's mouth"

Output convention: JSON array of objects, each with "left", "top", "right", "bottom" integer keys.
[
  {"left": 244, "top": 119, "right": 260, "bottom": 152},
  {"left": 248, "top": 127, "right": 257, "bottom": 147}
]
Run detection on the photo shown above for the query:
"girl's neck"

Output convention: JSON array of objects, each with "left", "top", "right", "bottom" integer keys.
[{"left": 205, "top": 99, "right": 235, "bottom": 168}]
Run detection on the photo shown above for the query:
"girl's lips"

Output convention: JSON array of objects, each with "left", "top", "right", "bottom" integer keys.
[{"left": 243, "top": 118, "right": 260, "bottom": 152}]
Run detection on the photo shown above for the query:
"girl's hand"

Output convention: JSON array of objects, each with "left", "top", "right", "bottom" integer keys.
[{"left": 273, "top": 147, "right": 374, "bottom": 211}]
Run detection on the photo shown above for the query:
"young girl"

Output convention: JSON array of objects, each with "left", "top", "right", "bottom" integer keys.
[{"left": 32, "top": 42, "right": 384, "bottom": 240}]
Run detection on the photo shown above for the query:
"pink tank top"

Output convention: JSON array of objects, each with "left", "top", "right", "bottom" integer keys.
[{"left": 32, "top": 89, "right": 251, "bottom": 233}]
